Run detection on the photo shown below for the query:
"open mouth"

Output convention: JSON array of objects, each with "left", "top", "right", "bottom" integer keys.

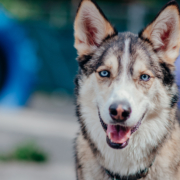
[{"left": 99, "top": 111, "right": 144, "bottom": 149}]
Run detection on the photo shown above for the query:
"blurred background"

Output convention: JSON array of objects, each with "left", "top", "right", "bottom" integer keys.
[{"left": 0, "top": 0, "right": 179, "bottom": 179}]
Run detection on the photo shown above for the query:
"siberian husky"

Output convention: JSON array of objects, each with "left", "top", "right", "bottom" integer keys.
[{"left": 74, "top": 0, "right": 180, "bottom": 179}]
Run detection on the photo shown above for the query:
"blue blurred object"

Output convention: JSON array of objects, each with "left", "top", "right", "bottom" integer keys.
[
  {"left": 0, "top": 8, "right": 37, "bottom": 107},
  {"left": 175, "top": 53, "right": 180, "bottom": 108}
]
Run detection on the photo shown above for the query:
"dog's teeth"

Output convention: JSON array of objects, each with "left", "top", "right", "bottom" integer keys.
[
  {"left": 108, "top": 132, "right": 111, "bottom": 139},
  {"left": 108, "top": 132, "right": 110, "bottom": 138}
]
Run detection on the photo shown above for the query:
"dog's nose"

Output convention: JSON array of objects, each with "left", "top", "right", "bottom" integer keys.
[{"left": 109, "top": 101, "right": 131, "bottom": 121}]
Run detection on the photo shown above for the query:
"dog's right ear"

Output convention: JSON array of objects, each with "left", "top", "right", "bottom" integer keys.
[
  {"left": 74, "top": 0, "right": 116, "bottom": 57},
  {"left": 139, "top": 1, "right": 180, "bottom": 65}
]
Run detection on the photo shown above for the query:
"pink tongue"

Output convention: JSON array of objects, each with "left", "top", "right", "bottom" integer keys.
[{"left": 107, "top": 125, "right": 131, "bottom": 144}]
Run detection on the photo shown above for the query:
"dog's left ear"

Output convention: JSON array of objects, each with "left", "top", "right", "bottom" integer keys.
[
  {"left": 139, "top": 1, "right": 180, "bottom": 64},
  {"left": 74, "top": 0, "right": 116, "bottom": 57}
]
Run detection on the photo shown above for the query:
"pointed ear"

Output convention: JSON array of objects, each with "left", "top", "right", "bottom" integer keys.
[
  {"left": 74, "top": 0, "right": 117, "bottom": 56},
  {"left": 139, "top": 1, "right": 180, "bottom": 64}
]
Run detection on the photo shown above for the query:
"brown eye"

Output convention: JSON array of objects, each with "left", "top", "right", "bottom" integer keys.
[
  {"left": 140, "top": 74, "right": 150, "bottom": 81},
  {"left": 99, "top": 70, "right": 110, "bottom": 77}
]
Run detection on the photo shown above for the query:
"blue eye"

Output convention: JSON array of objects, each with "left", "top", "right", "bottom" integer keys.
[
  {"left": 140, "top": 74, "right": 150, "bottom": 81},
  {"left": 99, "top": 70, "right": 110, "bottom": 77}
]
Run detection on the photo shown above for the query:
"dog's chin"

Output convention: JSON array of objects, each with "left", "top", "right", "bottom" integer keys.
[
  {"left": 106, "top": 136, "right": 129, "bottom": 149},
  {"left": 99, "top": 112, "right": 144, "bottom": 150}
]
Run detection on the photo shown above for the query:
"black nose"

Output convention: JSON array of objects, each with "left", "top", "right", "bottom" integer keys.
[{"left": 109, "top": 101, "right": 131, "bottom": 121}]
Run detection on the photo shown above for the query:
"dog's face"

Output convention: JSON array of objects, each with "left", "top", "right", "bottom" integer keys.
[{"left": 74, "top": 0, "right": 180, "bottom": 150}]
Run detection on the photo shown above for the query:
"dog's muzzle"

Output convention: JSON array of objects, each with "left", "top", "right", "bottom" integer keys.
[{"left": 98, "top": 108, "right": 146, "bottom": 149}]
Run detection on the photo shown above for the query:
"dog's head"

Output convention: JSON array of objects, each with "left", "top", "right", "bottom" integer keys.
[{"left": 74, "top": 0, "right": 180, "bottom": 150}]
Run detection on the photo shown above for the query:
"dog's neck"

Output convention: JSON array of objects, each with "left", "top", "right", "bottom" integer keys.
[{"left": 104, "top": 158, "right": 154, "bottom": 180}]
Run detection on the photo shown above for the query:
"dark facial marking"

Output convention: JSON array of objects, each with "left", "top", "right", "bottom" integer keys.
[
  {"left": 74, "top": 72, "right": 82, "bottom": 97},
  {"left": 115, "top": 55, "right": 121, "bottom": 75},
  {"left": 74, "top": 63, "right": 103, "bottom": 159},
  {"left": 124, "top": 34, "right": 155, "bottom": 79},
  {"left": 78, "top": 55, "right": 93, "bottom": 71},
  {"left": 128, "top": 36, "right": 138, "bottom": 76},
  {"left": 76, "top": 103, "right": 100, "bottom": 157},
  {"left": 171, "top": 94, "right": 179, "bottom": 108},
  {"left": 160, "top": 62, "right": 174, "bottom": 86},
  {"left": 77, "top": 35, "right": 119, "bottom": 76},
  {"left": 103, "top": 30, "right": 118, "bottom": 42},
  {"left": 92, "top": 34, "right": 125, "bottom": 77},
  {"left": 138, "top": 33, "right": 154, "bottom": 47}
]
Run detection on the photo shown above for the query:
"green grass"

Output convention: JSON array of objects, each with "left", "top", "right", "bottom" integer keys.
[{"left": 0, "top": 141, "right": 48, "bottom": 163}]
